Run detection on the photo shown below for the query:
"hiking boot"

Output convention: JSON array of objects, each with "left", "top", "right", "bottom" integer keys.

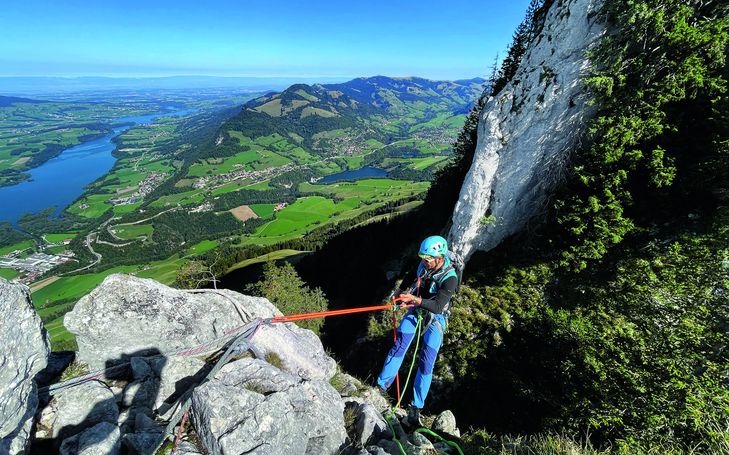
[{"left": 403, "top": 404, "right": 421, "bottom": 428}]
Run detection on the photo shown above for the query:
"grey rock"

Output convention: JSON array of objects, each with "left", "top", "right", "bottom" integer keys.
[
  {"left": 376, "top": 438, "right": 412, "bottom": 454},
  {"left": 359, "top": 387, "right": 391, "bottom": 414},
  {"left": 173, "top": 440, "right": 203, "bottom": 455},
  {"left": 365, "top": 445, "right": 391, "bottom": 455},
  {"left": 449, "top": 0, "right": 607, "bottom": 260},
  {"left": 434, "top": 441, "right": 455, "bottom": 453},
  {"left": 410, "top": 432, "right": 435, "bottom": 452},
  {"left": 353, "top": 402, "right": 390, "bottom": 447},
  {"left": 432, "top": 410, "right": 460, "bottom": 437},
  {"left": 44, "top": 381, "right": 119, "bottom": 440},
  {"left": 59, "top": 421, "right": 121, "bottom": 455},
  {"left": 190, "top": 358, "right": 346, "bottom": 455},
  {"left": 140, "top": 356, "right": 207, "bottom": 410},
  {"left": 64, "top": 274, "right": 335, "bottom": 381},
  {"left": 0, "top": 279, "right": 50, "bottom": 454}
]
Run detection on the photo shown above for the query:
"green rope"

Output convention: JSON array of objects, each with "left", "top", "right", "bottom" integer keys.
[
  {"left": 383, "top": 309, "right": 423, "bottom": 455},
  {"left": 414, "top": 428, "right": 465, "bottom": 455}
]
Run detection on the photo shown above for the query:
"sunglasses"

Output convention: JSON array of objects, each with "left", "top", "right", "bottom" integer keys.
[{"left": 419, "top": 253, "right": 437, "bottom": 262}]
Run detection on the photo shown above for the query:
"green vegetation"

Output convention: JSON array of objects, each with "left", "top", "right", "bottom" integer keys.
[
  {"left": 113, "top": 224, "right": 153, "bottom": 240},
  {"left": 44, "top": 233, "right": 76, "bottom": 243},
  {"left": 0, "top": 268, "right": 19, "bottom": 279},
  {"left": 227, "top": 249, "right": 306, "bottom": 273},
  {"left": 247, "top": 261, "right": 328, "bottom": 334},
  {"left": 0, "top": 240, "right": 33, "bottom": 255},
  {"left": 249, "top": 203, "right": 276, "bottom": 218}
]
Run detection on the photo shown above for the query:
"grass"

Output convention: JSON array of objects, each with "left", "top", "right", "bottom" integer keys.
[
  {"left": 113, "top": 224, "right": 153, "bottom": 239},
  {"left": 0, "top": 268, "right": 19, "bottom": 279},
  {"left": 249, "top": 203, "right": 276, "bottom": 218},
  {"left": 187, "top": 150, "right": 260, "bottom": 177},
  {"left": 44, "top": 233, "right": 76, "bottom": 243},
  {"left": 187, "top": 240, "right": 219, "bottom": 255},
  {"left": 66, "top": 194, "right": 112, "bottom": 218},
  {"left": 227, "top": 249, "right": 307, "bottom": 273},
  {"left": 0, "top": 240, "right": 33, "bottom": 256}
]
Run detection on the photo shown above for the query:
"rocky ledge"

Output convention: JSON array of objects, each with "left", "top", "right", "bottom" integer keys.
[{"left": 3, "top": 274, "right": 464, "bottom": 454}]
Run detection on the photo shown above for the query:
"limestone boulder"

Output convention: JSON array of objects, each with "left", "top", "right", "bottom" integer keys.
[
  {"left": 0, "top": 278, "right": 50, "bottom": 454},
  {"left": 65, "top": 274, "right": 335, "bottom": 381},
  {"left": 190, "top": 358, "right": 346, "bottom": 455}
]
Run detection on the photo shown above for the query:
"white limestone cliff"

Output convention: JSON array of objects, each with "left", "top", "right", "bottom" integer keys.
[{"left": 449, "top": 0, "right": 606, "bottom": 261}]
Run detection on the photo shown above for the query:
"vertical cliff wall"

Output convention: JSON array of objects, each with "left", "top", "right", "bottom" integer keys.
[{"left": 449, "top": 0, "right": 606, "bottom": 261}]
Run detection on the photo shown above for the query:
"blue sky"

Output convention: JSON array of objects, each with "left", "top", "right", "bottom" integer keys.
[{"left": 0, "top": 0, "right": 532, "bottom": 80}]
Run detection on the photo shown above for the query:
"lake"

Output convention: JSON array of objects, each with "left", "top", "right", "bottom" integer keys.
[
  {"left": 319, "top": 166, "right": 387, "bottom": 184},
  {"left": 0, "top": 109, "right": 194, "bottom": 225}
]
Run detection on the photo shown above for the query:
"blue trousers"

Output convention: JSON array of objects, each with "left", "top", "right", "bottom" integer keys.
[{"left": 377, "top": 309, "right": 446, "bottom": 409}]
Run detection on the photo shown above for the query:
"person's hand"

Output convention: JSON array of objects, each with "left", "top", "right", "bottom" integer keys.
[{"left": 398, "top": 293, "right": 421, "bottom": 308}]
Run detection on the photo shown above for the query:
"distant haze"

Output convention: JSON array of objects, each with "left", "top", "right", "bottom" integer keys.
[{"left": 0, "top": 76, "right": 354, "bottom": 96}]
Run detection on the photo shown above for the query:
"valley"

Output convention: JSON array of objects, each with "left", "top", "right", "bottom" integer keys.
[{"left": 0, "top": 76, "right": 484, "bottom": 349}]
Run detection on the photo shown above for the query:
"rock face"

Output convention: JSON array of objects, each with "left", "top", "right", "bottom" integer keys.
[
  {"left": 0, "top": 278, "right": 50, "bottom": 454},
  {"left": 191, "top": 358, "right": 346, "bottom": 455},
  {"left": 64, "top": 274, "right": 335, "bottom": 381},
  {"left": 449, "top": 0, "right": 607, "bottom": 261}
]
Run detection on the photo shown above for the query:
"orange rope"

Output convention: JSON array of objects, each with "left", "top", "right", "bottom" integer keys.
[
  {"left": 270, "top": 303, "right": 405, "bottom": 323},
  {"left": 269, "top": 297, "right": 415, "bottom": 407}
]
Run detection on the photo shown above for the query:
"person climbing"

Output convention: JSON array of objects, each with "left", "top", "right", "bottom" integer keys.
[{"left": 377, "top": 235, "right": 459, "bottom": 428}]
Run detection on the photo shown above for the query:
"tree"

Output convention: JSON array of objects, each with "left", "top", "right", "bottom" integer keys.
[
  {"left": 175, "top": 255, "right": 222, "bottom": 289},
  {"left": 247, "top": 261, "right": 329, "bottom": 334}
]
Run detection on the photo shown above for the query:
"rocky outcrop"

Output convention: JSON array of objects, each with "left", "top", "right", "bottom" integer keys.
[
  {"left": 450, "top": 0, "right": 607, "bottom": 261},
  {"left": 191, "top": 358, "right": 346, "bottom": 454},
  {"left": 64, "top": 274, "right": 335, "bottom": 380},
  {"left": 0, "top": 278, "right": 50, "bottom": 454},
  {"left": 32, "top": 274, "right": 468, "bottom": 454}
]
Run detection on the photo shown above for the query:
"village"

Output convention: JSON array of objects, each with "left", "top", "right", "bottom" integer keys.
[{"left": 0, "top": 242, "right": 75, "bottom": 284}]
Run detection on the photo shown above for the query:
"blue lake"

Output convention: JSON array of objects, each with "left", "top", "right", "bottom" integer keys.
[
  {"left": 319, "top": 166, "right": 387, "bottom": 184},
  {"left": 0, "top": 108, "right": 194, "bottom": 225}
]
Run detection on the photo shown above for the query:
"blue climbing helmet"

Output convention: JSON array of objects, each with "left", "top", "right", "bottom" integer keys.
[{"left": 419, "top": 235, "right": 448, "bottom": 258}]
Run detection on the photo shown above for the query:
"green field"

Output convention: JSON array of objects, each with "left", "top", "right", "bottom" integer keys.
[
  {"left": 299, "top": 178, "right": 429, "bottom": 200},
  {"left": 113, "top": 224, "right": 153, "bottom": 239},
  {"left": 188, "top": 150, "right": 260, "bottom": 176},
  {"left": 227, "top": 249, "right": 308, "bottom": 273},
  {"left": 44, "top": 233, "right": 77, "bottom": 243},
  {"left": 0, "top": 240, "right": 34, "bottom": 256},
  {"left": 66, "top": 194, "right": 113, "bottom": 218},
  {"left": 250, "top": 203, "right": 276, "bottom": 218},
  {"left": 0, "top": 268, "right": 19, "bottom": 279},
  {"left": 150, "top": 188, "right": 205, "bottom": 208},
  {"left": 187, "top": 240, "right": 219, "bottom": 255}
]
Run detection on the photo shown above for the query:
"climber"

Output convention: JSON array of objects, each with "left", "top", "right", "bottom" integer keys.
[{"left": 377, "top": 235, "right": 458, "bottom": 428}]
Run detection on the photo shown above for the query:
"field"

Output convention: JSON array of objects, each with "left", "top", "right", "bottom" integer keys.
[
  {"left": 229, "top": 205, "right": 258, "bottom": 222},
  {"left": 187, "top": 150, "right": 260, "bottom": 176},
  {"left": 113, "top": 224, "right": 153, "bottom": 239},
  {"left": 44, "top": 233, "right": 76, "bottom": 243},
  {"left": 227, "top": 249, "right": 308, "bottom": 273},
  {"left": 0, "top": 240, "right": 34, "bottom": 256},
  {"left": 237, "top": 179, "right": 429, "bottom": 247},
  {"left": 0, "top": 268, "right": 19, "bottom": 279},
  {"left": 249, "top": 203, "right": 276, "bottom": 218}
]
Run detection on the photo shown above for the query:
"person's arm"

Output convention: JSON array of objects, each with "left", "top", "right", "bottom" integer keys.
[
  {"left": 399, "top": 275, "right": 457, "bottom": 314},
  {"left": 419, "top": 275, "right": 457, "bottom": 313}
]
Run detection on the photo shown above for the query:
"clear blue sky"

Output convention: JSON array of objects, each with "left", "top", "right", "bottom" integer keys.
[{"left": 0, "top": 0, "right": 532, "bottom": 80}]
